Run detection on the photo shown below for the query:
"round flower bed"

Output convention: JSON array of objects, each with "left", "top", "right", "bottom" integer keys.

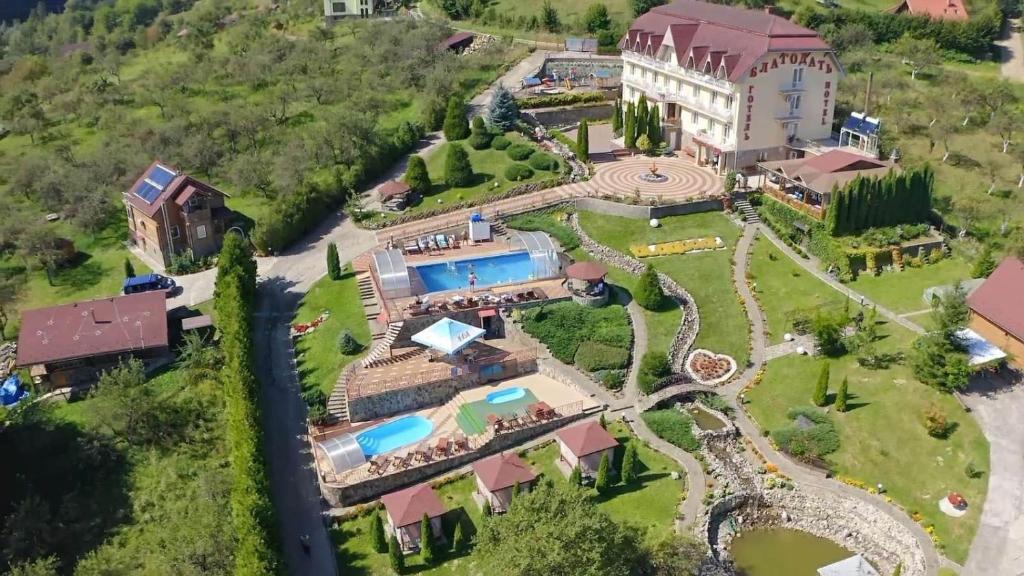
[{"left": 685, "top": 349, "right": 737, "bottom": 385}]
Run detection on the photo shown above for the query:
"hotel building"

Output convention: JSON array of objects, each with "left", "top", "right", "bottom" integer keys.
[{"left": 620, "top": 0, "right": 842, "bottom": 173}]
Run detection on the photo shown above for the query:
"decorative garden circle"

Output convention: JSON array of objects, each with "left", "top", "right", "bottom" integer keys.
[{"left": 685, "top": 349, "right": 738, "bottom": 385}]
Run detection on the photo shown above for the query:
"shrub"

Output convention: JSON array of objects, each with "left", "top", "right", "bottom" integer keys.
[
  {"left": 452, "top": 518, "right": 467, "bottom": 552},
  {"left": 492, "top": 135, "right": 511, "bottom": 150},
  {"left": 923, "top": 404, "right": 956, "bottom": 438},
  {"left": 528, "top": 152, "right": 559, "bottom": 171},
  {"left": 338, "top": 329, "right": 363, "bottom": 354},
  {"left": 971, "top": 246, "right": 997, "bottom": 278},
  {"left": 468, "top": 131, "right": 492, "bottom": 150},
  {"left": 598, "top": 370, "right": 625, "bottom": 390},
  {"left": 574, "top": 341, "right": 630, "bottom": 372},
  {"left": 637, "top": 134, "right": 653, "bottom": 154},
  {"left": 773, "top": 407, "right": 840, "bottom": 462},
  {"left": 504, "top": 163, "right": 534, "bottom": 181},
  {"left": 123, "top": 257, "right": 135, "bottom": 278},
  {"left": 642, "top": 409, "right": 700, "bottom": 452},
  {"left": 522, "top": 302, "right": 631, "bottom": 364},
  {"left": 444, "top": 143, "right": 474, "bottom": 187},
  {"left": 812, "top": 311, "right": 848, "bottom": 357},
  {"left": 637, "top": 351, "right": 672, "bottom": 394},
  {"left": 633, "top": 264, "right": 665, "bottom": 311},
  {"left": 507, "top": 143, "right": 536, "bottom": 161},
  {"left": 505, "top": 210, "right": 579, "bottom": 250},
  {"left": 569, "top": 464, "right": 582, "bottom": 486},
  {"left": 517, "top": 91, "right": 605, "bottom": 109}
]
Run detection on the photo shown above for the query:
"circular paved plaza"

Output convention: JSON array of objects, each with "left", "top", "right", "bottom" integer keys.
[{"left": 586, "top": 156, "right": 724, "bottom": 202}]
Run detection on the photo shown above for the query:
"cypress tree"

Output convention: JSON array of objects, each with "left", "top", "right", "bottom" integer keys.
[
  {"left": 636, "top": 96, "right": 649, "bottom": 137},
  {"left": 420, "top": 513, "right": 436, "bottom": 565},
  {"left": 452, "top": 518, "right": 467, "bottom": 553},
  {"left": 836, "top": 376, "right": 849, "bottom": 413},
  {"left": 648, "top": 109, "right": 661, "bottom": 146},
  {"left": 621, "top": 442, "right": 638, "bottom": 484},
  {"left": 388, "top": 535, "right": 404, "bottom": 573},
  {"left": 599, "top": 412, "right": 607, "bottom": 429},
  {"left": 813, "top": 362, "right": 830, "bottom": 407},
  {"left": 404, "top": 154, "right": 431, "bottom": 196},
  {"left": 482, "top": 498, "right": 492, "bottom": 516},
  {"left": 511, "top": 480, "right": 521, "bottom": 500},
  {"left": 624, "top": 102, "right": 637, "bottom": 149},
  {"left": 569, "top": 464, "right": 582, "bottom": 486},
  {"left": 123, "top": 257, "right": 135, "bottom": 278},
  {"left": 444, "top": 143, "right": 473, "bottom": 187},
  {"left": 371, "top": 510, "right": 387, "bottom": 553},
  {"left": 595, "top": 452, "right": 611, "bottom": 494},
  {"left": 443, "top": 97, "right": 470, "bottom": 141},
  {"left": 577, "top": 119, "right": 590, "bottom": 163},
  {"left": 326, "top": 242, "right": 341, "bottom": 280},
  {"left": 612, "top": 99, "right": 622, "bottom": 135}
]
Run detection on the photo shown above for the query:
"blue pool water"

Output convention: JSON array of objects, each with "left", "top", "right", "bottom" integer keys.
[
  {"left": 486, "top": 387, "right": 527, "bottom": 404},
  {"left": 356, "top": 415, "right": 434, "bottom": 456},
  {"left": 416, "top": 251, "right": 535, "bottom": 293}
]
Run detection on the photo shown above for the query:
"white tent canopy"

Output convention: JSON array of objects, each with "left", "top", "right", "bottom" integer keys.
[
  {"left": 956, "top": 328, "right": 1008, "bottom": 366},
  {"left": 412, "top": 317, "right": 485, "bottom": 355},
  {"left": 817, "top": 555, "right": 880, "bottom": 576},
  {"left": 374, "top": 249, "right": 411, "bottom": 298}
]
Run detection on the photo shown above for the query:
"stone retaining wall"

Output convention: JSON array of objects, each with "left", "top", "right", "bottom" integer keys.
[
  {"left": 528, "top": 104, "right": 614, "bottom": 128},
  {"left": 574, "top": 196, "right": 724, "bottom": 220},
  {"left": 569, "top": 213, "right": 700, "bottom": 371}
]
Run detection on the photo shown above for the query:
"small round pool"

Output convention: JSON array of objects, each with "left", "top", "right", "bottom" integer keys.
[
  {"left": 486, "top": 387, "right": 527, "bottom": 404},
  {"left": 356, "top": 415, "right": 434, "bottom": 456}
]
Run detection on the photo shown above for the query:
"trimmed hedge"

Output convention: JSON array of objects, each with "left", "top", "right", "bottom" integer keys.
[
  {"left": 504, "top": 163, "right": 535, "bottom": 181},
  {"left": 528, "top": 152, "right": 560, "bottom": 172},
  {"left": 468, "top": 132, "right": 493, "bottom": 150},
  {"left": 506, "top": 143, "right": 536, "bottom": 161},
  {"left": 518, "top": 91, "right": 607, "bottom": 109},
  {"left": 492, "top": 135, "right": 511, "bottom": 150},
  {"left": 574, "top": 341, "right": 631, "bottom": 372},
  {"left": 637, "top": 351, "right": 672, "bottom": 394}
]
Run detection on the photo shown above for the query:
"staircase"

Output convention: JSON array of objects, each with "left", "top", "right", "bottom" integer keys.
[
  {"left": 357, "top": 273, "right": 381, "bottom": 322},
  {"left": 491, "top": 219, "right": 508, "bottom": 239},
  {"left": 327, "top": 365, "right": 356, "bottom": 423},
  {"left": 734, "top": 200, "right": 760, "bottom": 224},
  {"left": 361, "top": 321, "right": 404, "bottom": 368}
]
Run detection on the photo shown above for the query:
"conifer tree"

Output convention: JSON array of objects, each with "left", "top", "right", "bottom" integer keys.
[
  {"left": 636, "top": 96, "right": 649, "bottom": 137},
  {"left": 612, "top": 99, "right": 622, "bottom": 136},
  {"left": 621, "top": 442, "right": 638, "bottom": 484},
  {"left": 123, "top": 257, "right": 135, "bottom": 278},
  {"left": 488, "top": 85, "right": 520, "bottom": 131},
  {"left": 836, "top": 376, "right": 849, "bottom": 413},
  {"left": 599, "top": 412, "right": 607, "bottom": 429},
  {"left": 972, "top": 246, "right": 997, "bottom": 278},
  {"left": 443, "top": 97, "right": 470, "bottom": 141},
  {"left": 512, "top": 480, "right": 521, "bottom": 500},
  {"left": 577, "top": 119, "right": 589, "bottom": 163},
  {"left": 647, "top": 108, "right": 661, "bottom": 145},
  {"left": 813, "top": 362, "right": 830, "bottom": 407},
  {"left": 444, "top": 143, "right": 473, "bottom": 187},
  {"left": 388, "top": 534, "right": 404, "bottom": 573},
  {"left": 371, "top": 510, "right": 387, "bottom": 553},
  {"left": 326, "top": 242, "right": 341, "bottom": 280},
  {"left": 420, "top": 513, "right": 436, "bottom": 565},
  {"left": 624, "top": 102, "right": 637, "bottom": 149},
  {"left": 595, "top": 452, "right": 611, "bottom": 494},
  {"left": 404, "top": 154, "right": 431, "bottom": 196},
  {"left": 569, "top": 464, "right": 582, "bottom": 486},
  {"left": 452, "top": 518, "right": 467, "bottom": 552},
  {"left": 634, "top": 264, "right": 665, "bottom": 310},
  {"left": 482, "top": 498, "right": 492, "bottom": 516}
]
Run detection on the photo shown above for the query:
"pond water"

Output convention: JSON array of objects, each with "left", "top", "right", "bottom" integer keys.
[
  {"left": 688, "top": 404, "right": 727, "bottom": 431},
  {"left": 730, "top": 528, "right": 854, "bottom": 576}
]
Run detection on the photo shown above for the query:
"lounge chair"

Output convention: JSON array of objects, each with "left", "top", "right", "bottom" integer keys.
[
  {"left": 417, "top": 237, "right": 429, "bottom": 253},
  {"left": 436, "top": 234, "right": 449, "bottom": 249},
  {"left": 525, "top": 290, "right": 538, "bottom": 300},
  {"left": 435, "top": 437, "right": 450, "bottom": 458},
  {"left": 450, "top": 235, "right": 460, "bottom": 248},
  {"left": 454, "top": 433, "right": 469, "bottom": 452},
  {"left": 404, "top": 240, "right": 420, "bottom": 254}
]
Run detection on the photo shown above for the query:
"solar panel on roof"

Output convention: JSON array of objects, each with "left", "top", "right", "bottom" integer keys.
[
  {"left": 148, "top": 165, "right": 177, "bottom": 187},
  {"left": 135, "top": 181, "right": 163, "bottom": 203}
]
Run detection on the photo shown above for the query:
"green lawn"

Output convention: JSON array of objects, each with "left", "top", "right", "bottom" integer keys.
[
  {"left": 578, "top": 210, "right": 749, "bottom": 366},
  {"left": 744, "top": 323, "right": 988, "bottom": 563},
  {"left": 413, "top": 133, "right": 555, "bottom": 215},
  {"left": 294, "top": 268, "right": 373, "bottom": 396},
  {"left": 846, "top": 257, "right": 973, "bottom": 315},
  {"left": 334, "top": 421, "right": 685, "bottom": 574},
  {"left": 748, "top": 236, "right": 851, "bottom": 344}
]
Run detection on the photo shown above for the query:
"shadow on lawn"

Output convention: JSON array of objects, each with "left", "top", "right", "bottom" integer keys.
[
  {"left": 332, "top": 524, "right": 372, "bottom": 576},
  {"left": 52, "top": 252, "right": 105, "bottom": 294}
]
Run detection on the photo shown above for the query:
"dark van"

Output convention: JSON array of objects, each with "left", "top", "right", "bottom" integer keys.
[{"left": 123, "top": 274, "right": 177, "bottom": 296}]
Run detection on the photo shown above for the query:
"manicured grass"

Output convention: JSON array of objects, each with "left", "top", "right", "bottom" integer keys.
[
  {"left": 334, "top": 422, "right": 684, "bottom": 574},
  {"left": 415, "top": 133, "right": 554, "bottom": 214},
  {"left": 846, "top": 256, "right": 973, "bottom": 315},
  {"left": 294, "top": 268, "right": 373, "bottom": 396},
  {"left": 748, "top": 236, "right": 850, "bottom": 344},
  {"left": 578, "top": 210, "right": 749, "bottom": 366},
  {"left": 744, "top": 323, "right": 989, "bottom": 564},
  {"left": 521, "top": 300, "right": 632, "bottom": 368}
]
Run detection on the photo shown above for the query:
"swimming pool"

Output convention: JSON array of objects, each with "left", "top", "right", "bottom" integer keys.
[
  {"left": 486, "top": 387, "right": 527, "bottom": 404},
  {"left": 415, "top": 251, "right": 536, "bottom": 293},
  {"left": 356, "top": 415, "right": 434, "bottom": 456}
]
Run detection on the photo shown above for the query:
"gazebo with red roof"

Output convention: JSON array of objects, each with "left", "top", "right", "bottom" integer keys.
[
  {"left": 380, "top": 483, "right": 447, "bottom": 552},
  {"left": 378, "top": 179, "right": 420, "bottom": 211},
  {"left": 566, "top": 261, "right": 610, "bottom": 306},
  {"left": 472, "top": 452, "right": 538, "bottom": 513},
  {"left": 967, "top": 257, "right": 1024, "bottom": 368},
  {"left": 556, "top": 419, "right": 619, "bottom": 479}
]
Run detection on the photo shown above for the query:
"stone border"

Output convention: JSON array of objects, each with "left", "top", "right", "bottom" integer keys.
[
  {"left": 684, "top": 349, "right": 738, "bottom": 387},
  {"left": 568, "top": 213, "right": 700, "bottom": 372}
]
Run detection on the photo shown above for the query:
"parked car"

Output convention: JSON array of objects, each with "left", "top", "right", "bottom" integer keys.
[{"left": 123, "top": 273, "right": 177, "bottom": 296}]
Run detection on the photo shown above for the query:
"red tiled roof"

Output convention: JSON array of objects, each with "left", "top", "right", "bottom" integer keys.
[
  {"left": 621, "top": 0, "right": 832, "bottom": 82},
  {"left": 472, "top": 452, "right": 538, "bottom": 492},
  {"left": 557, "top": 420, "right": 619, "bottom": 457},
  {"left": 124, "top": 160, "right": 228, "bottom": 218},
  {"left": 968, "top": 258, "right": 1024, "bottom": 342},
  {"left": 890, "top": 0, "right": 969, "bottom": 20},
  {"left": 379, "top": 180, "right": 413, "bottom": 200},
  {"left": 566, "top": 261, "right": 608, "bottom": 282},
  {"left": 380, "top": 483, "right": 446, "bottom": 528},
  {"left": 803, "top": 150, "right": 887, "bottom": 174},
  {"left": 16, "top": 292, "right": 169, "bottom": 367}
]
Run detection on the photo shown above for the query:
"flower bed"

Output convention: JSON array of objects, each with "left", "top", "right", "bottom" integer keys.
[
  {"left": 684, "top": 349, "right": 737, "bottom": 386},
  {"left": 630, "top": 236, "right": 724, "bottom": 258}
]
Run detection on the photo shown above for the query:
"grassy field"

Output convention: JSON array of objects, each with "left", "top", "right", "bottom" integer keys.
[
  {"left": 334, "top": 421, "right": 684, "bottom": 574},
  {"left": 748, "top": 236, "right": 851, "bottom": 344},
  {"left": 414, "top": 133, "right": 555, "bottom": 215},
  {"left": 294, "top": 268, "right": 373, "bottom": 396},
  {"left": 578, "top": 210, "right": 749, "bottom": 366},
  {"left": 744, "top": 276, "right": 988, "bottom": 564},
  {"left": 846, "top": 257, "right": 973, "bottom": 315}
]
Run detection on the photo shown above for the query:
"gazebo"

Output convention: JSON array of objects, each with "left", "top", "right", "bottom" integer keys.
[{"left": 565, "top": 261, "right": 609, "bottom": 307}]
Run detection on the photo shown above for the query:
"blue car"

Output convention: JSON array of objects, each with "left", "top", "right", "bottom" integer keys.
[{"left": 123, "top": 273, "right": 177, "bottom": 296}]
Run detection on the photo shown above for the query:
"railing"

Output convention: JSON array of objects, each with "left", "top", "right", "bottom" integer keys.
[
  {"left": 625, "top": 78, "right": 734, "bottom": 124},
  {"left": 765, "top": 186, "right": 825, "bottom": 220},
  {"left": 349, "top": 349, "right": 539, "bottom": 398},
  {"left": 622, "top": 51, "right": 734, "bottom": 92}
]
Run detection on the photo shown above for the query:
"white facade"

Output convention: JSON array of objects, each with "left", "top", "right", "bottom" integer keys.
[{"left": 323, "top": 0, "right": 375, "bottom": 21}]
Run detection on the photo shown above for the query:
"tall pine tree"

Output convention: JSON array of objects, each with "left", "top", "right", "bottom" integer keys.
[
  {"left": 624, "top": 101, "right": 637, "bottom": 149},
  {"left": 612, "top": 99, "right": 622, "bottom": 136},
  {"left": 488, "top": 85, "right": 520, "bottom": 131}
]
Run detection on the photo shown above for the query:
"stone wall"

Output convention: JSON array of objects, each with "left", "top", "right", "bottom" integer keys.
[
  {"left": 323, "top": 408, "right": 596, "bottom": 506},
  {"left": 347, "top": 376, "right": 472, "bottom": 423},
  {"left": 569, "top": 213, "right": 701, "bottom": 372},
  {"left": 652, "top": 199, "right": 726, "bottom": 218},
  {"left": 573, "top": 197, "right": 724, "bottom": 228},
  {"left": 528, "top": 104, "right": 614, "bottom": 129}
]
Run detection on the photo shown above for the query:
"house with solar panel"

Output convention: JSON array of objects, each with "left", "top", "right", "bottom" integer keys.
[
  {"left": 123, "top": 161, "right": 233, "bottom": 269},
  {"left": 838, "top": 112, "right": 881, "bottom": 158}
]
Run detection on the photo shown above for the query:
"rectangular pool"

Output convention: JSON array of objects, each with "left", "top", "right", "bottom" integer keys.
[{"left": 415, "top": 251, "right": 537, "bottom": 293}]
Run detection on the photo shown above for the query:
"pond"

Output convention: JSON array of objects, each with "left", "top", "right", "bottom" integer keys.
[
  {"left": 688, "top": 404, "right": 727, "bottom": 431},
  {"left": 730, "top": 528, "right": 854, "bottom": 576}
]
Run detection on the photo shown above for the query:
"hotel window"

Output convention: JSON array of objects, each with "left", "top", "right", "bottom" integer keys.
[
  {"left": 726, "top": 96, "right": 733, "bottom": 109},
  {"left": 724, "top": 125, "right": 732, "bottom": 140},
  {"left": 197, "top": 225, "right": 208, "bottom": 240},
  {"left": 692, "top": 85, "right": 699, "bottom": 98},
  {"left": 675, "top": 79, "right": 681, "bottom": 92},
  {"left": 711, "top": 92, "right": 718, "bottom": 107},
  {"left": 705, "top": 118, "right": 713, "bottom": 131},
  {"left": 691, "top": 111, "right": 698, "bottom": 124},
  {"left": 789, "top": 95, "right": 802, "bottom": 114},
  {"left": 792, "top": 67, "right": 805, "bottom": 86},
  {"left": 170, "top": 225, "right": 180, "bottom": 239},
  {"left": 332, "top": 1, "right": 346, "bottom": 13}
]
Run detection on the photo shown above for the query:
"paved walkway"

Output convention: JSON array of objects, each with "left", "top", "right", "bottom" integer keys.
[
  {"left": 586, "top": 156, "right": 723, "bottom": 202},
  {"left": 998, "top": 19, "right": 1024, "bottom": 82}
]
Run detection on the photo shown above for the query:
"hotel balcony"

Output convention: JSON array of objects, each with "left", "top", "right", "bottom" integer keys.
[
  {"left": 778, "top": 82, "right": 805, "bottom": 95},
  {"left": 622, "top": 51, "right": 734, "bottom": 93},
  {"left": 775, "top": 110, "right": 803, "bottom": 122},
  {"left": 627, "top": 78, "right": 734, "bottom": 124}
]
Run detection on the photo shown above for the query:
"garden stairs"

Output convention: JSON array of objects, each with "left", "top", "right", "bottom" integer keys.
[
  {"left": 734, "top": 200, "right": 760, "bottom": 224},
  {"left": 361, "top": 321, "right": 404, "bottom": 368},
  {"left": 327, "top": 364, "right": 357, "bottom": 424}
]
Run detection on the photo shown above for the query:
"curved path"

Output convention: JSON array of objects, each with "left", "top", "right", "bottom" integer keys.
[
  {"left": 720, "top": 224, "right": 941, "bottom": 576},
  {"left": 587, "top": 156, "right": 723, "bottom": 202}
]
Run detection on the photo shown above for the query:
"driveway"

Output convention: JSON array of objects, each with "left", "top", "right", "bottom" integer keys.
[
  {"left": 961, "top": 370, "right": 1024, "bottom": 576},
  {"left": 998, "top": 19, "right": 1024, "bottom": 82}
]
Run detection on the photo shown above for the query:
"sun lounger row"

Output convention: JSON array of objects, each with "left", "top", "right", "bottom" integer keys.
[
  {"left": 403, "top": 234, "right": 461, "bottom": 255},
  {"left": 365, "top": 434, "right": 470, "bottom": 476},
  {"left": 487, "top": 406, "right": 559, "bottom": 434}
]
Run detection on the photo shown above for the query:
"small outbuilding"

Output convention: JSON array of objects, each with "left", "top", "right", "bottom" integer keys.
[
  {"left": 380, "top": 483, "right": 447, "bottom": 553},
  {"left": 967, "top": 257, "right": 1024, "bottom": 368},
  {"left": 566, "top": 261, "right": 609, "bottom": 306},
  {"left": 379, "top": 180, "right": 420, "bottom": 212},
  {"left": 556, "top": 419, "right": 619, "bottom": 479},
  {"left": 472, "top": 452, "right": 538, "bottom": 513},
  {"left": 438, "top": 31, "right": 475, "bottom": 53}
]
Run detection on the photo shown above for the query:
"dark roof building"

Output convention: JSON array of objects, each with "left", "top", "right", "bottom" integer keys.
[
  {"left": 889, "top": 0, "right": 969, "bottom": 20},
  {"left": 472, "top": 452, "right": 538, "bottom": 493},
  {"left": 557, "top": 420, "right": 619, "bottom": 458},
  {"left": 380, "top": 483, "right": 447, "bottom": 528},
  {"left": 968, "top": 258, "right": 1024, "bottom": 341}
]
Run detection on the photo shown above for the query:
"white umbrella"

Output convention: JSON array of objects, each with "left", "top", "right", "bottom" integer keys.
[{"left": 411, "top": 317, "right": 485, "bottom": 355}]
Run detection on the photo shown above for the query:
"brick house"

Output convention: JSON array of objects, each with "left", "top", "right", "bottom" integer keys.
[
  {"left": 380, "top": 483, "right": 447, "bottom": 553},
  {"left": 967, "top": 257, "right": 1024, "bottom": 369},
  {"left": 123, "top": 161, "right": 233, "bottom": 269},
  {"left": 556, "top": 419, "right": 619, "bottom": 479},
  {"left": 472, "top": 452, "right": 538, "bottom": 513}
]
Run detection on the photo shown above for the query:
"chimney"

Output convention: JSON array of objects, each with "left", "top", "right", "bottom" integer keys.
[{"left": 764, "top": 6, "right": 776, "bottom": 14}]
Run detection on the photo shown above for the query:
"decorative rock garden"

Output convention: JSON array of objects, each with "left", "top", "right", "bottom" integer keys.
[{"left": 685, "top": 349, "right": 737, "bottom": 386}]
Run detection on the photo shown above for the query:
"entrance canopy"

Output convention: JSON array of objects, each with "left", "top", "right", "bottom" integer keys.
[
  {"left": 956, "top": 328, "right": 1008, "bottom": 366},
  {"left": 412, "top": 317, "right": 485, "bottom": 355}
]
